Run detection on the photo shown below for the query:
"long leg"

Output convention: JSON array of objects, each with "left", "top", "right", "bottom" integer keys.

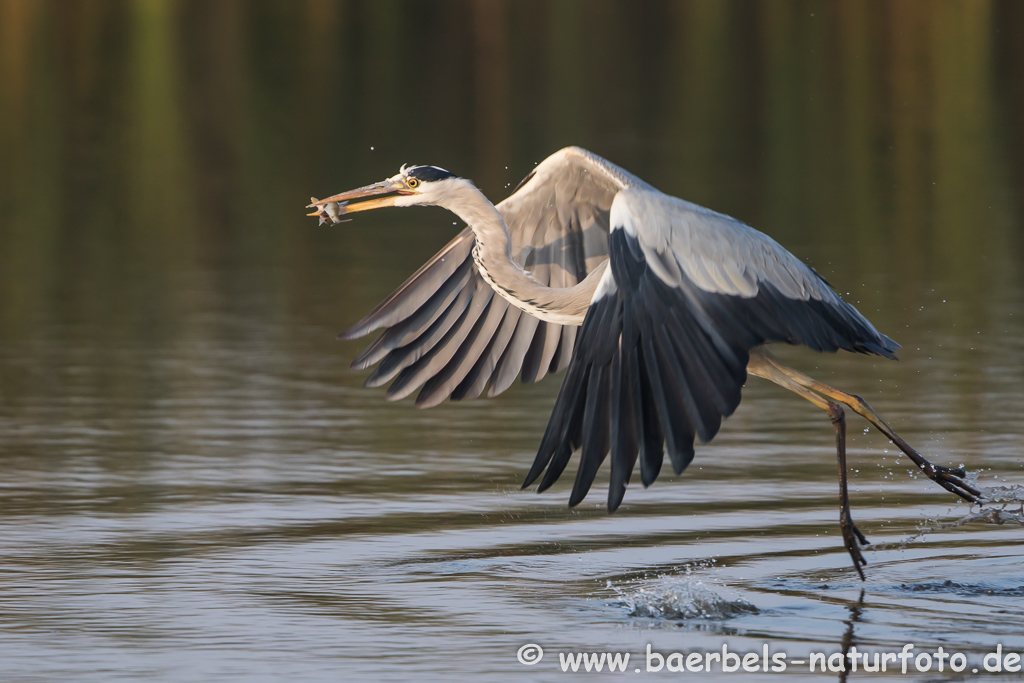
[
  {"left": 754, "top": 348, "right": 980, "bottom": 503},
  {"left": 747, "top": 351, "right": 869, "bottom": 579}
]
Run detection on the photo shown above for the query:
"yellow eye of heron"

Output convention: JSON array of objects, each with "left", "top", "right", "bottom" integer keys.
[{"left": 407, "top": 178, "right": 419, "bottom": 188}]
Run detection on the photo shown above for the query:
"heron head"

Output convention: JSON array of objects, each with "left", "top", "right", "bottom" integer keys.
[{"left": 307, "top": 164, "right": 461, "bottom": 224}]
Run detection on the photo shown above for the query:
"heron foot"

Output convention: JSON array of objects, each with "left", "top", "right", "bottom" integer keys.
[
  {"left": 841, "top": 513, "right": 869, "bottom": 581},
  {"left": 921, "top": 463, "right": 982, "bottom": 503}
]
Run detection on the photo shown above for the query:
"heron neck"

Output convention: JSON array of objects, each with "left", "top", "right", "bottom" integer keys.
[{"left": 443, "top": 183, "right": 604, "bottom": 326}]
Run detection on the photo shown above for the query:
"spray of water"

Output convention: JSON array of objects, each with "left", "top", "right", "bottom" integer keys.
[{"left": 608, "top": 561, "right": 758, "bottom": 621}]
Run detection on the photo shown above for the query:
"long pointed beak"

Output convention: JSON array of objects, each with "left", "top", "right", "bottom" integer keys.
[{"left": 306, "top": 179, "right": 411, "bottom": 225}]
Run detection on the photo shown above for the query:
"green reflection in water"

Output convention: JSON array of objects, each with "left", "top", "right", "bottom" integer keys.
[{"left": 0, "top": 0, "right": 1022, "bottom": 483}]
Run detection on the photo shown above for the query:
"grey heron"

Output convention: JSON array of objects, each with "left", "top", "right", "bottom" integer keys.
[{"left": 307, "top": 147, "right": 979, "bottom": 579}]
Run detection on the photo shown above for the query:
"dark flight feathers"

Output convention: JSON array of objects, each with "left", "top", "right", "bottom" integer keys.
[{"left": 521, "top": 229, "right": 899, "bottom": 511}]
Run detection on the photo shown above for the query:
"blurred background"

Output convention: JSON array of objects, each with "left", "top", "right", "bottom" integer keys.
[
  {"left": 1, "top": 0, "right": 1023, "bottom": 351},
  {"left": 3, "top": 0, "right": 1023, "bottom": 460},
  {"left": 0, "top": 1, "right": 1022, "bottom": 681}
]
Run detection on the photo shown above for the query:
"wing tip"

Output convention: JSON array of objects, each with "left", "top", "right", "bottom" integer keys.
[{"left": 858, "top": 335, "right": 900, "bottom": 360}]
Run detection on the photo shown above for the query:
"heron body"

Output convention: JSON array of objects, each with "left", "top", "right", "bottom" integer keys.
[{"left": 308, "top": 147, "right": 978, "bottom": 579}]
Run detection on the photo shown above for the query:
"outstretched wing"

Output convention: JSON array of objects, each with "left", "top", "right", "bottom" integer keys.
[
  {"left": 523, "top": 187, "right": 899, "bottom": 511},
  {"left": 340, "top": 147, "right": 651, "bottom": 407}
]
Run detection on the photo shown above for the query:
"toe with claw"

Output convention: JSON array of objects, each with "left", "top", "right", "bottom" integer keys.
[
  {"left": 841, "top": 512, "right": 870, "bottom": 581},
  {"left": 923, "top": 463, "right": 981, "bottom": 503}
]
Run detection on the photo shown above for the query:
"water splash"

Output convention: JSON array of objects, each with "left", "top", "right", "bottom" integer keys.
[
  {"left": 906, "top": 470, "right": 1024, "bottom": 541},
  {"left": 872, "top": 505, "right": 1024, "bottom": 551},
  {"left": 968, "top": 469, "right": 1024, "bottom": 506},
  {"left": 609, "top": 567, "right": 758, "bottom": 621}
]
